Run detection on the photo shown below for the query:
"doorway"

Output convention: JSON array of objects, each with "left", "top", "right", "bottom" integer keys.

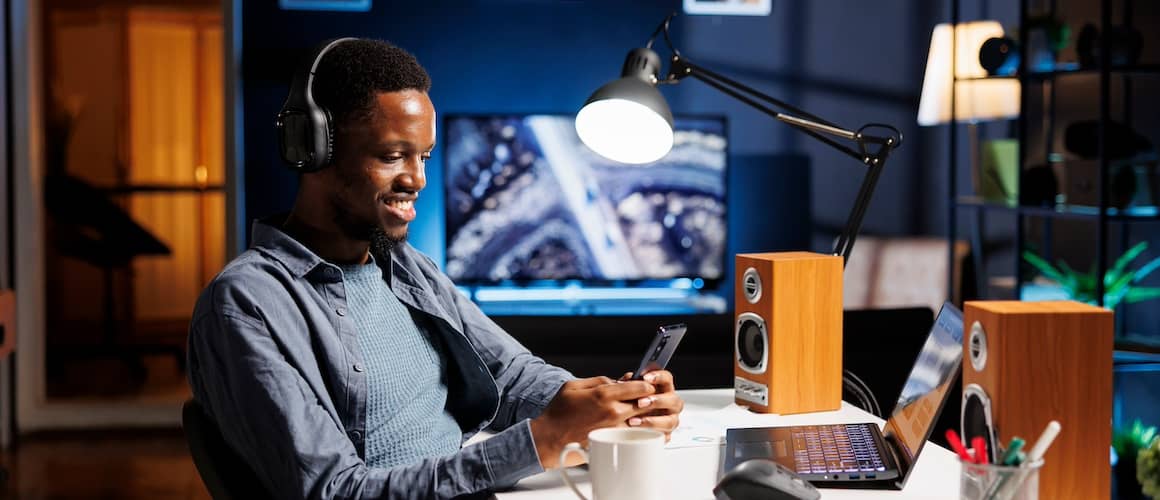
[{"left": 13, "top": 0, "right": 226, "bottom": 430}]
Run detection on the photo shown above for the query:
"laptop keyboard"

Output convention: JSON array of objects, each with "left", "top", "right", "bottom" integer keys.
[{"left": 791, "top": 424, "right": 887, "bottom": 475}]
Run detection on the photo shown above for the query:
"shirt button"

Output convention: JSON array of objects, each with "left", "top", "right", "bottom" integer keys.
[
  {"left": 350, "top": 430, "right": 362, "bottom": 441},
  {"left": 336, "top": 306, "right": 347, "bottom": 316},
  {"left": 353, "top": 363, "right": 364, "bottom": 372}
]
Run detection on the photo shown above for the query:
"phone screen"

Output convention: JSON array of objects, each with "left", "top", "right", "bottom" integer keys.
[{"left": 631, "top": 323, "right": 687, "bottom": 380}]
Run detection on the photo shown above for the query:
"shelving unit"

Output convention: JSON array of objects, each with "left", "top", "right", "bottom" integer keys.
[{"left": 946, "top": 0, "right": 1160, "bottom": 356}]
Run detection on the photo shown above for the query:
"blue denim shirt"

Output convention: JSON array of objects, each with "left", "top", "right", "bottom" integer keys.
[{"left": 188, "top": 219, "right": 573, "bottom": 499}]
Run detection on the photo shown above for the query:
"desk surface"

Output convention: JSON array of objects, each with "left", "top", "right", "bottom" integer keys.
[{"left": 497, "top": 389, "right": 961, "bottom": 499}]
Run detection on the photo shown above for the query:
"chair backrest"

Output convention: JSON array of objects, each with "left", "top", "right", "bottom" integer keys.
[
  {"left": 182, "top": 399, "right": 272, "bottom": 500},
  {"left": 843, "top": 237, "right": 971, "bottom": 312}
]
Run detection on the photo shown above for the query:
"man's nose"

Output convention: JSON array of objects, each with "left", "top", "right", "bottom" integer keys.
[{"left": 396, "top": 159, "right": 426, "bottom": 192}]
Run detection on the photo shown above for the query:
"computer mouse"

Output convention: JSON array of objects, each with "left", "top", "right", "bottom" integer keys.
[{"left": 713, "top": 459, "right": 821, "bottom": 500}]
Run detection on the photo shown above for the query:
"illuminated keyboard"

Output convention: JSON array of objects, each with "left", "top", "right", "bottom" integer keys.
[{"left": 790, "top": 424, "right": 887, "bottom": 476}]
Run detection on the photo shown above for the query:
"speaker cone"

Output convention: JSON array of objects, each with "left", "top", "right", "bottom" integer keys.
[
  {"left": 736, "top": 312, "right": 767, "bottom": 372},
  {"left": 962, "top": 384, "right": 996, "bottom": 462}
]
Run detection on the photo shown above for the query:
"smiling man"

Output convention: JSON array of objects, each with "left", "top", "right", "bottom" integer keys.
[{"left": 187, "top": 38, "right": 683, "bottom": 500}]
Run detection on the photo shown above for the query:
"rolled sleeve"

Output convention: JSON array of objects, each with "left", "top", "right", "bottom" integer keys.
[{"left": 480, "top": 419, "right": 544, "bottom": 488}]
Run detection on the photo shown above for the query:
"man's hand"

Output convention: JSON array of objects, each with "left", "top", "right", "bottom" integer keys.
[
  {"left": 530, "top": 371, "right": 685, "bottom": 469},
  {"left": 529, "top": 376, "right": 657, "bottom": 469},
  {"left": 620, "top": 370, "right": 683, "bottom": 441}
]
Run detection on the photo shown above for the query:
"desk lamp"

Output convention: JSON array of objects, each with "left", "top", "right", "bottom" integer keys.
[{"left": 576, "top": 14, "right": 903, "bottom": 414}]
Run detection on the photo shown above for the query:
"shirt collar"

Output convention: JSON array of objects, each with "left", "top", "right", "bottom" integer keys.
[
  {"left": 250, "top": 216, "right": 406, "bottom": 287},
  {"left": 250, "top": 216, "right": 333, "bottom": 279}
]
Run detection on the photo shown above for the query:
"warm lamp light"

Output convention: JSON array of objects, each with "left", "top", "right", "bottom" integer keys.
[
  {"left": 918, "top": 21, "right": 1021, "bottom": 126},
  {"left": 575, "top": 49, "right": 674, "bottom": 164}
]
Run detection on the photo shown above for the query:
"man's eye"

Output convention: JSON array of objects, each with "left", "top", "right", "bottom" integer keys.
[
  {"left": 421, "top": 155, "right": 432, "bottom": 162},
  {"left": 381, "top": 155, "right": 403, "bottom": 163}
]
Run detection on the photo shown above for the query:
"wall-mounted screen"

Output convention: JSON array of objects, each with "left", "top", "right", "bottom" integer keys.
[{"left": 444, "top": 114, "right": 727, "bottom": 283}]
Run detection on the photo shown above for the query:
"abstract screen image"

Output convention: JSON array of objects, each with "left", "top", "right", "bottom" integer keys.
[{"left": 444, "top": 115, "right": 727, "bottom": 282}]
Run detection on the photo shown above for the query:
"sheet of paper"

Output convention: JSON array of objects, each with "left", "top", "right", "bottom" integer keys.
[{"left": 665, "top": 408, "right": 735, "bottom": 449}]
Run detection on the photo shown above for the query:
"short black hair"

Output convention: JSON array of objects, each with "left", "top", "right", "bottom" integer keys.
[{"left": 312, "top": 38, "right": 431, "bottom": 131}]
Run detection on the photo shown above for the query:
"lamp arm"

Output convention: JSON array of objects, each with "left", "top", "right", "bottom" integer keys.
[{"left": 666, "top": 55, "right": 900, "bottom": 265}]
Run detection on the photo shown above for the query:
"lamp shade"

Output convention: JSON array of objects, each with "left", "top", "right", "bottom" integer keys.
[
  {"left": 917, "top": 21, "right": 1021, "bottom": 126},
  {"left": 576, "top": 48, "right": 675, "bottom": 164}
]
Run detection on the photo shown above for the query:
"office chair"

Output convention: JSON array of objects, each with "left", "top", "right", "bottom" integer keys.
[{"left": 182, "top": 399, "right": 273, "bottom": 500}]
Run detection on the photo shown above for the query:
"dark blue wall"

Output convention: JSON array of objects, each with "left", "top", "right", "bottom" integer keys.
[{"left": 240, "top": 0, "right": 938, "bottom": 308}]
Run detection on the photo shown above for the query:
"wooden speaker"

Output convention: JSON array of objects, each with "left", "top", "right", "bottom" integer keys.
[
  {"left": 962, "top": 301, "right": 1112, "bottom": 500},
  {"left": 734, "top": 252, "right": 843, "bottom": 414}
]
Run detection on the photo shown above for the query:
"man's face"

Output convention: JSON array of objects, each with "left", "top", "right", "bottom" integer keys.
[{"left": 326, "top": 89, "right": 435, "bottom": 248}]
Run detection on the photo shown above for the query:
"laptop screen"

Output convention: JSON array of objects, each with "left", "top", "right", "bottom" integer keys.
[{"left": 883, "top": 302, "right": 964, "bottom": 471}]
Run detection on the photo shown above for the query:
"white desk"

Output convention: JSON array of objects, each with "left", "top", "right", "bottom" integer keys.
[{"left": 497, "top": 389, "right": 961, "bottom": 499}]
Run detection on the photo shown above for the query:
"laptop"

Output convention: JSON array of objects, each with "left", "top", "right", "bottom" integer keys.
[{"left": 724, "top": 302, "right": 964, "bottom": 490}]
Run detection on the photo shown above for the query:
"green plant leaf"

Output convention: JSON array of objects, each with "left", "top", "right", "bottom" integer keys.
[
  {"left": 1133, "top": 255, "right": 1160, "bottom": 283},
  {"left": 1022, "top": 251, "right": 1065, "bottom": 283},
  {"left": 1108, "top": 242, "right": 1149, "bottom": 286},
  {"left": 1108, "top": 271, "right": 1136, "bottom": 297},
  {"left": 1059, "top": 260, "right": 1095, "bottom": 293},
  {"left": 1126, "top": 287, "right": 1160, "bottom": 304}
]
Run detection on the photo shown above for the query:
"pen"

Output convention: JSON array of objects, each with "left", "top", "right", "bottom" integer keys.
[
  {"left": 1025, "top": 421, "right": 1061, "bottom": 465},
  {"left": 983, "top": 452, "right": 1027, "bottom": 500},
  {"left": 983, "top": 422, "right": 1059, "bottom": 500},
  {"left": 1010, "top": 451, "right": 1026, "bottom": 466},
  {"left": 1000, "top": 437, "right": 1025, "bottom": 466},
  {"left": 946, "top": 429, "right": 976, "bottom": 463},
  {"left": 972, "top": 437, "right": 989, "bottom": 465}
]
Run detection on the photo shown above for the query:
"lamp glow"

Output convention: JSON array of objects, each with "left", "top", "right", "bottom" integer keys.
[
  {"left": 576, "top": 98, "right": 674, "bottom": 164},
  {"left": 917, "top": 21, "right": 1021, "bottom": 126},
  {"left": 575, "top": 47, "right": 675, "bottom": 164}
]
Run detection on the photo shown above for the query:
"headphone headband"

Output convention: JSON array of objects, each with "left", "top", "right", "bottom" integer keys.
[{"left": 276, "top": 37, "right": 357, "bottom": 172}]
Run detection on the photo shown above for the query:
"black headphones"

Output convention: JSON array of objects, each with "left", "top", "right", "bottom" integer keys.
[{"left": 275, "top": 37, "right": 356, "bottom": 172}]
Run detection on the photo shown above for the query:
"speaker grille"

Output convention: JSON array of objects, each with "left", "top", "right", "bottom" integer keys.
[{"left": 742, "top": 267, "right": 762, "bottom": 304}]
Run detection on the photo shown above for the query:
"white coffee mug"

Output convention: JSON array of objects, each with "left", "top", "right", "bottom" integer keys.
[{"left": 558, "top": 427, "right": 665, "bottom": 500}]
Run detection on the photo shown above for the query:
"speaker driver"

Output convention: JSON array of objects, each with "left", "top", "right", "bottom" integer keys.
[
  {"left": 736, "top": 312, "right": 767, "bottom": 372},
  {"left": 969, "top": 321, "right": 988, "bottom": 372},
  {"left": 962, "top": 384, "right": 997, "bottom": 461},
  {"left": 742, "top": 267, "right": 762, "bottom": 304}
]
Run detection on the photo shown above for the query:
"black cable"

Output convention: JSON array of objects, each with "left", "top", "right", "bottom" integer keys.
[
  {"left": 843, "top": 369, "right": 882, "bottom": 417},
  {"left": 842, "top": 377, "right": 872, "bottom": 415}
]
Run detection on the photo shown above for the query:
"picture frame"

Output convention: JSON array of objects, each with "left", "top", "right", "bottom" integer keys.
[{"left": 683, "top": 0, "right": 772, "bottom": 16}]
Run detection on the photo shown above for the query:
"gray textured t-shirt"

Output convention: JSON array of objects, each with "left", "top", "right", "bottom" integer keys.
[{"left": 339, "top": 258, "right": 463, "bottom": 468}]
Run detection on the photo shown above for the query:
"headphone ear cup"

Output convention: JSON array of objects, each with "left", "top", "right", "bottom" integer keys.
[
  {"left": 320, "top": 107, "right": 334, "bottom": 168},
  {"left": 303, "top": 105, "right": 331, "bottom": 172},
  {"left": 277, "top": 38, "right": 354, "bottom": 172}
]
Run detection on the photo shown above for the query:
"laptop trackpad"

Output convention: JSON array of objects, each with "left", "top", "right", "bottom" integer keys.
[{"left": 733, "top": 440, "right": 787, "bottom": 459}]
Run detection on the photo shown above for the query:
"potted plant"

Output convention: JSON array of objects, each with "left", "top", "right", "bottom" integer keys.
[
  {"left": 1139, "top": 433, "right": 1160, "bottom": 499},
  {"left": 1022, "top": 242, "right": 1160, "bottom": 310},
  {"left": 1115, "top": 420, "right": 1158, "bottom": 499}
]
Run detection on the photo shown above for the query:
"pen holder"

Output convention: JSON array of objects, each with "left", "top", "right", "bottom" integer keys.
[{"left": 960, "top": 457, "right": 1044, "bottom": 500}]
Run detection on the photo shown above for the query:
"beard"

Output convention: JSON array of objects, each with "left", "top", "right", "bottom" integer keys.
[
  {"left": 370, "top": 227, "right": 406, "bottom": 260},
  {"left": 329, "top": 168, "right": 408, "bottom": 260}
]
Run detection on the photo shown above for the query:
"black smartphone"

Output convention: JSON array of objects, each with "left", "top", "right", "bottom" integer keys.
[{"left": 630, "top": 323, "right": 687, "bottom": 380}]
